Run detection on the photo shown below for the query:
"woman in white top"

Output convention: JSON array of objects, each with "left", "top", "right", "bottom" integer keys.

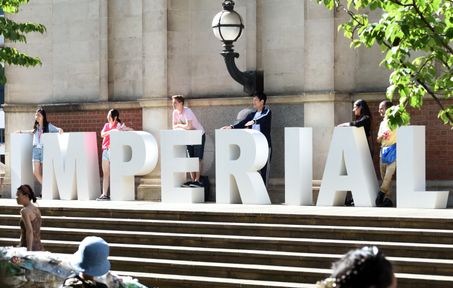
[{"left": 18, "top": 108, "right": 63, "bottom": 185}]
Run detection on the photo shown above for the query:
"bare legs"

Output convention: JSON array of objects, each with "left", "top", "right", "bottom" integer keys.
[
  {"left": 102, "top": 159, "right": 110, "bottom": 196},
  {"left": 33, "top": 162, "right": 42, "bottom": 184},
  {"left": 190, "top": 160, "right": 203, "bottom": 182}
]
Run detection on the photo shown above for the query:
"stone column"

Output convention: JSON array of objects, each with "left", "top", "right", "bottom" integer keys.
[
  {"left": 108, "top": 0, "right": 143, "bottom": 100},
  {"left": 137, "top": 0, "right": 168, "bottom": 200},
  {"left": 303, "top": 1, "right": 353, "bottom": 184}
]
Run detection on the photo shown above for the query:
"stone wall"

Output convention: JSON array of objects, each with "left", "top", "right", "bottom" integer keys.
[{"left": 5, "top": 0, "right": 108, "bottom": 103}]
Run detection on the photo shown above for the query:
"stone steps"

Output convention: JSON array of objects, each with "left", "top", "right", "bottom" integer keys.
[
  {"left": 3, "top": 225, "right": 453, "bottom": 260},
  {"left": 3, "top": 238, "right": 453, "bottom": 288},
  {"left": 3, "top": 214, "right": 453, "bottom": 245},
  {"left": 115, "top": 271, "right": 316, "bottom": 288},
  {"left": 3, "top": 206, "right": 453, "bottom": 229},
  {"left": 2, "top": 203, "right": 453, "bottom": 287},
  {"left": 3, "top": 237, "right": 453, "bottom": 276}
]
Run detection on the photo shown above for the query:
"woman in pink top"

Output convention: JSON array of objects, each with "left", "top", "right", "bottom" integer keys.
[{"left": 97, "top": 109, "right": 132, "bottom": 201}]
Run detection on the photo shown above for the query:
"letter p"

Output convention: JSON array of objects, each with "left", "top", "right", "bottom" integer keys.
[{"left": 110, "top": 131, "right": 158, "bottom": 200}]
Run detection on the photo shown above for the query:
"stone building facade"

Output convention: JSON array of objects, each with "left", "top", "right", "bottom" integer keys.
[{"left": 3, "top": 0, "right": 452, "bottom": 203}]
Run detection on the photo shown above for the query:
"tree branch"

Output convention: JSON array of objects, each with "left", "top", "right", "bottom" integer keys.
[
  {"left": 389, "top": 0, "right": 412, "bottom": 7},
  {"left": 416, "top": 80, "right": 453, "bottom": 124},
  {"left": 381, "top": 40, "right": 453, "bottom": 124},
  {"left": 411, "top": 0, "right": 453, "bottom": 55}
]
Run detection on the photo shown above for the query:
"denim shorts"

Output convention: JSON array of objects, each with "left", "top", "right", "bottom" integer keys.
[
  {"left": 32, "top": 147, "right": 43, "bottom": 163},
  {"left": 102, "top": 149, "right": 110, "bottom": 161}
]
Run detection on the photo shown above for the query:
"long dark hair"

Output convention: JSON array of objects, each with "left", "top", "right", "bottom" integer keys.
[
  {"left": 109, "top": 109, "right": 122, "bottom": 124},
  {"left": 17, "top": 184, "right": 37, "bottom": 203},
  {"left": 354, "top": 99, "right": 372, "bottom": 121},
  {"left": 331, "top": 246, "right": 394, "bottom": 288},
  {"left": 33, "top": 108, "right": 49, "bottom": 133}
]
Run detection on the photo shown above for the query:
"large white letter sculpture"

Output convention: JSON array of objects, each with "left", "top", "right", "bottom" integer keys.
[
  {"left": 397, "top": 126, "right": 449, "bottom": 208},
  {"left": 42, "top": 132, "right": 101, "bottom": 200},
  {"left": 285, "top": 128, "right": 313, "bottom": 205},
  {"left": 10, "top": 133, "right": 34, "bottom": 197},
  {"left": 110, "top": 131, "right": 158, "bottom": 201},
  {"left": 317, "top": 127, "right": 378, "bottom": 206},
  {"left": 160, "top": 130, "right": 204, "bottom": 203},
  {"left": 215, "top": 129, "right": 271, "bottom": 204}
]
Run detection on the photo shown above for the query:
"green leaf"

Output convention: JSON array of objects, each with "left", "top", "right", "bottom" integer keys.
[
  {"left": 445, "top": 27, "right": 453, "bottom": 39},
  {"left": 316, "top": 0, "right": 453, "bottom": 128},
  {"left": 399, "top": 86, "right": 410, "bottom": 98},
  {"left": 438, "top": 106, "right": 453, "bottom": 126},
  {"left": 386, "top": 84, "right": 397, "bottom": 100},
  {"left": 387, "top": 105, "right": 410, "bottom": 130},
  {"left": 1, "top": 0, "right": 31, "bottom": 14},
  {"left": 0, "top": 0, "right": 45, "bottom": 83}
]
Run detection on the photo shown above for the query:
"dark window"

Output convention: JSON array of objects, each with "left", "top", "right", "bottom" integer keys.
[{"left": 0, "top": 128, "right": 4, "bottom": 144}]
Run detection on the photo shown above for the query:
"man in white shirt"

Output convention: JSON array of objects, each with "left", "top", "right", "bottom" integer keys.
[
  {"left": 376, "top": 100, "right": 397, "bottom": 207},
  {"left": 172, "top": 95, "right": 206, "bottom": 188}
]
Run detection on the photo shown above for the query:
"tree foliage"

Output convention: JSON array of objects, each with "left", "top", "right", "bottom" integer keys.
[
  {"left": 0, "top": 0, "right": 45, "bottom": 84},
  {"left": 316, "top": 0, "right": 453, "bottom": 128}
]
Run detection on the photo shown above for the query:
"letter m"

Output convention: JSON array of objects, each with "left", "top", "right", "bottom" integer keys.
[{"left": 42, "top": 132, "right": 101, "bottom": 200}]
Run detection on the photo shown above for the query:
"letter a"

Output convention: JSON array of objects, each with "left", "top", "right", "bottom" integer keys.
[{"left": 317, "top": 127, "right": 378, "bottom": 206}]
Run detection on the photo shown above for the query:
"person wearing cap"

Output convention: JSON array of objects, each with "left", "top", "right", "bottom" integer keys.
[{"left": 62, "top": 236, "right": 111, "bottom": 288}]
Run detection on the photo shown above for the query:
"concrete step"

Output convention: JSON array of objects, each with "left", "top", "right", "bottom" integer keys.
[
  {"left": 3, "top": 236, "right": 453, "bottom": 278},
  {"left": 115, "top": 271, "right": 316, "bottom": 288},
  {"left": 3, "top": 205, "right": 453, "bottom": 230},
  {"left": 3, "top": 225, "right": 453, "bottom": 259},
  {"left": 111, "top": 256, "right": 453, "bottom": 286},
  {"left": 118, "top": 270, "right": 453, "bottom": 288},
  {"left": 111, "top": 256, "right": 330, "bottom": 283},
  {"left": 9, "top": 248, "right": 452, "bottom": 288},
  {"left": 3, "top": 202, "right": 453, "bottom": 288},
  {"left": 2, "top": 214, "right": 453, "bottom": 244},
  {"left": 1, "top": 244, "right": 450, "bottom": 288}
]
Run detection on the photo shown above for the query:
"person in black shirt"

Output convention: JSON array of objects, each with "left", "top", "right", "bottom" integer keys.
[
  {"left": 222, "top": 93, "right": 272, "bottom": 186},
  {"left": 338, "top": 99, "right": 373, "bottom": 206},
  {"left": 338, "top": 99, "right": 373, "bottom": 154}
]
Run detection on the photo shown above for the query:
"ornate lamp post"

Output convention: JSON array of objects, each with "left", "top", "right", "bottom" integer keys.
[{"left": 212, "top": 0, "right": 263, "bottom": 95}]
